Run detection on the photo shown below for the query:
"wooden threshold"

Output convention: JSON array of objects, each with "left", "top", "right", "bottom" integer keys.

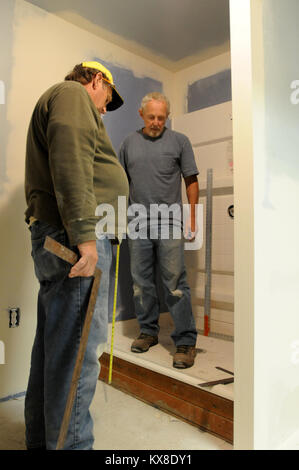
[{"left": 99, "top": 353, "right": 233, "bottom": 444}]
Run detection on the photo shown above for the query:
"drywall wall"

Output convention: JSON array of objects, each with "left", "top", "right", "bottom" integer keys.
[
  {"left": 230, "top": 0, "right": 255, "bottom": 448},
  {"left": 172, "top": 103, "right": 234, "bottom": 338},
  {"left": 0, "top": 0, "right": 172, "bottom": 399},
  {"left": 231, "top": 0, "right": 299, "bottom": 450},
  {"left": 253, "top": 0, "right": 299, "bottom": 450},
  {"left": 0, "top": 0, "right": 232, "bottom": 399}
]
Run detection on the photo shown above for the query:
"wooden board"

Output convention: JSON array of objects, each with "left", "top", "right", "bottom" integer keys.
[{"left": 99, "top": 353, "right": 233, "bottom": 444}]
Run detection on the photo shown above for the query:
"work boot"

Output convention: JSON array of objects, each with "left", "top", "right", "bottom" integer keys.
[
  {"left": 131, "top": 333, "right": 158, "bottom": 353},
  {"left": 173, "top": 345, "right": 196, "bottom": 369}
]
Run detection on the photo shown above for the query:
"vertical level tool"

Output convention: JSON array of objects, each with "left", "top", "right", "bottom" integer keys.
[
  {"left": 204, "top": 169, "right": 213, "bottom": 336},
  {"left": 43, "top": 236, "right": 102, "bottom": 450}
]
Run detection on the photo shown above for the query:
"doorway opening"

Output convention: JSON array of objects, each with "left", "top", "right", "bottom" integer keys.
[{"left": 100, "top": 100, "right": 234, "bottom": 444}]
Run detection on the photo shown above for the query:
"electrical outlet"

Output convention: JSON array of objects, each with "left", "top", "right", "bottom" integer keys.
[
  {"left": 8, "top": 308, "right": 20, "bottom": 328},
  {"left": 228, "top": 205, "right": 234, "bottom": 219}
]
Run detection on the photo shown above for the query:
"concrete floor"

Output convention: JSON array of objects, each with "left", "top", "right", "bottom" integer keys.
[{"left": 0, "top": 384, "right": 232, "bottom": 450}]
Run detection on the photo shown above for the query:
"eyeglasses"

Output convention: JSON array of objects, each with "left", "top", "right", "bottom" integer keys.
[{"left": 102, "top": 77, "right": 113, "bottom": 88}]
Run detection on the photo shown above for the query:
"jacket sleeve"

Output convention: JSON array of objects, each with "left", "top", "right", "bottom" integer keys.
[{"left": 47, "top": 85, "right": 98, "bottom": 245}]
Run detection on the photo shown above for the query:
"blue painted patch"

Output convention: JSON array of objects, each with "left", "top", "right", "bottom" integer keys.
[
  {"left": 95, "top": 59, "right": 163, "bottom": 153},
  {"left": 187, "top": 69, "right": 232, "bottom": 113},
  {"left": 0, "top": 391, "right": 26, "bottom": 402}
]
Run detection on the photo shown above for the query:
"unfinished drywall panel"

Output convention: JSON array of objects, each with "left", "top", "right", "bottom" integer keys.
[
  {"left": 172, "top": 102, "right": 233, "bottom": 339},
  {"left": 0, "top": 0, "right": 35, "bottom": 402},
  {"left": 0, "top": 0, "right": 173, "bottom": 399}
]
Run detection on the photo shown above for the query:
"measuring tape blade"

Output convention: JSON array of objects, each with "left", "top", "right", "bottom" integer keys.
[{"left": 108, "top": 244, "right": 120, "bottom": 384}]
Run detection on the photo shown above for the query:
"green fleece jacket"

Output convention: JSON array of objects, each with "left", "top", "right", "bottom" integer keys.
[{"left": 25, "top": 81, "right": 129, "bottom": 245}]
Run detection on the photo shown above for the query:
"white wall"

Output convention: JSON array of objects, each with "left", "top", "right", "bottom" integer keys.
[
  {"left": 0, "top": 0, "right": 232, "bottom": 400},
  {"left": 172, "top": 50, "right": 234, "bottom": 339},
  {"left": 231, "top": 0, "right": 299, "bottom": 450},
  {"left": 3, "top": 0, "right": 298, "bottom": 451},
  {"left": 230, "top": 0, "right": 255, "bottom": 449},
  {"left": 0, "top": 0, "right": 173, "bottom": 399},
  {"left": 172, "top": 103, "right": 234, "bottom": 338}
]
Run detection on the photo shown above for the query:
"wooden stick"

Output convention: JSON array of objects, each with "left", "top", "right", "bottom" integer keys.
[
  {"left": 215, "top": 366, "right": 234, "bottom": 376},
  {"left": 43, "top": 236, "right": 102, "bottom": 450},
  {"left": 198, "top": 377, "right": 234, "bottom": 387},
  {"left": 44, "top": 236, "right": 79, "bottom": 265}
]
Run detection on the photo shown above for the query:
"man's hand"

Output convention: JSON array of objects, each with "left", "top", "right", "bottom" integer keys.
[
  {"left": 184, "top": 216, "right": 198, "bottom": 242},
  {"left": 184, "top": 175, "right": 199, "bottom": 242},
  {"left": 69, "top": 240, "right": 98, "bottom": 278}
]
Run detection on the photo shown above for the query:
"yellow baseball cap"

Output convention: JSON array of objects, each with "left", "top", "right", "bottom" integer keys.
[{"left": 82, "top": 61, "right": 124, "bottom": 111}]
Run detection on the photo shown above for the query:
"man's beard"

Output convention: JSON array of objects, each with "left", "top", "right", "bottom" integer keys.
[{"left": 149, "top": 127, "right": 162, "bottom": 137}]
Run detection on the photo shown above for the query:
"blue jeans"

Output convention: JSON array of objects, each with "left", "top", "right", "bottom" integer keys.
[
  {"left": 25, "top": 221, "right": 112, "bottom": 450},
  {"left": 128, "top": 227, "right": 197, "bottom": 346}
]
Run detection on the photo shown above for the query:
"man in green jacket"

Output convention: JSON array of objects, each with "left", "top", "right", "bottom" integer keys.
[{"left": 24, "top": 61, "right": 129, "bottom": 450}]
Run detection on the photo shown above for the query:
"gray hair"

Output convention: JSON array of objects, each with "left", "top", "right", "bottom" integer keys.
[{"left": 140, "top": 92, "right": 170, "bottom": 114}]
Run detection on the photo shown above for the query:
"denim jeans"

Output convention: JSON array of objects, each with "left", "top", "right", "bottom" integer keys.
[
  {"left": 25, "top": 221, "right": 112, "bottom": 450},
  {"left": 128, "top": 226, "right": 197, "bottom": 346}
]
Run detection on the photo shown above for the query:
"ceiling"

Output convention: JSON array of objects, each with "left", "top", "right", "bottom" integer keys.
[{"left": 25, "top": 0, "right": 230, "bottom": 71}]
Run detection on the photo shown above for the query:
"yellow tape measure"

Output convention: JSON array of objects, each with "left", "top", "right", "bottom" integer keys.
[{"left": 108, "top": 243, "right": 120, "bottom": 384}]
